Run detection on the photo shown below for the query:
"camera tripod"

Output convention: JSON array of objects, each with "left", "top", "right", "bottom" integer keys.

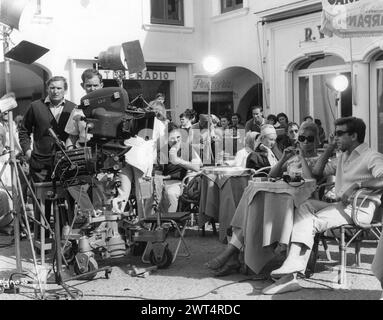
[{"left": 0, "top": 131, "right": 48, "bottom": 298}]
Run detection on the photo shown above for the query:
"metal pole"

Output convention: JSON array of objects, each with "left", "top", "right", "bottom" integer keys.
[
  {"left": 207, "top": 77, "right": 212, "bottom": 165},
  {"left": 2, "top": 25, "right": 22, "bottom": 272},
  {"left": 349, "top": 38, "right": 355, "bottom": 106}
]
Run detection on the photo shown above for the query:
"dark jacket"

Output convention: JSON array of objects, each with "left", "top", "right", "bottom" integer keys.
[
  {"left": 19, "top": 98, "right": 76, "bottom": 168},
  {"left": 246, "top": 145, "right": 271, "bottom": 173}
]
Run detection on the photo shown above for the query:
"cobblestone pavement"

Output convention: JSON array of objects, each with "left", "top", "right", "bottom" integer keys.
[{"left": 0, "top": 227, "right": 382, "bottom": 301}]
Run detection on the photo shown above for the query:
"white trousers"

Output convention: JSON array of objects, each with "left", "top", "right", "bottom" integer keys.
[{"left": 291, "top": 198, "right": 376, "bottom": 249}]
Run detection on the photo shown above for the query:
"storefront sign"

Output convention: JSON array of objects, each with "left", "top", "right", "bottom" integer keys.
[
  {"left": 321, "top": 0, "right": 383, "bottom": 38},
  {"left": 99, "top": 70, "right": 176, "bottom": 81},
  {"left": 193, "top": 77, "right": 233, "bottom": 92},
  {"left": 304, "top": 25, "right": 326, "bottom": 42}
]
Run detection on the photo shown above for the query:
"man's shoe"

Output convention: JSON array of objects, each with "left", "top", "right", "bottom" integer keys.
[
  {"left": 270, "top": 263, "right": 305, "bottom": 279},
  {"left": 214, "top": 262, "right": 241, "bottom": 277},
  {"left": 262, "top": 274, "right": 302, "bottom": 295}
]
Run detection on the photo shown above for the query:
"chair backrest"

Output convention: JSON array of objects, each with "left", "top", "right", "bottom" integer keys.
[
  {"left": 180, "top": 172, "right": 202, "bottom": 204},
  {"left": 352, "top": 188, "right": 383, "bottom": 228}
]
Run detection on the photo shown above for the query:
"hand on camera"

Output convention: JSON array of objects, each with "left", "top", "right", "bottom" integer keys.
[{"left": 25, "top": 150, "right": 32, "bottom": 161}]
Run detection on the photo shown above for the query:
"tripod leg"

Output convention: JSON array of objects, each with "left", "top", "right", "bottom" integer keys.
[
  {"left": 53, "top": 199, "right": 63, "bottom": 284},
  {"left": 17, "top": 163, "right": 55, "bottom": 236},
  {"left": 14, "top": 162, "right": 45, "bottom": 297}
]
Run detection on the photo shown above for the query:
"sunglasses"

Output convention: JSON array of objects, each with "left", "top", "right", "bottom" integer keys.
[
  {"left": 298, "top": 135, "right": 315, "bottom": 143},
  {"left": 289, "top": 129, "right": 298, "bottom": 134},
  {"left": 334, "top": 130, "right": 351, "bottom": 137}
]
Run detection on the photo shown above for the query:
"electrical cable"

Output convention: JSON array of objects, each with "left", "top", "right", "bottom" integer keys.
[{"left": 82, "top": 276, "right": 265, "bottom": 300}]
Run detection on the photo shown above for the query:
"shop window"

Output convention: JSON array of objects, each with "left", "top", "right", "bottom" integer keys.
[
  {"left": 192, "top": 92, "right": 234, "bottom": 117},
  {"left": 221, "top": 0, "right": 243, "bottom": 13},
  {"left": 151, "top": 0, "right": 184, "bottom": 26}
]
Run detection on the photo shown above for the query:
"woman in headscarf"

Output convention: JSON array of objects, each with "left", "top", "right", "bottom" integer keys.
[
  {"left": 246, "top": 124, "right": 278, "bottom": 174},
  {"left": 225, "top": 131, "right": 259, "bottom": 168}
]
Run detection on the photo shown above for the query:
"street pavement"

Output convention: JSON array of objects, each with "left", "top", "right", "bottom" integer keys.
[{"left": 0, "top": 227, "right": 382, "bottom": 301}]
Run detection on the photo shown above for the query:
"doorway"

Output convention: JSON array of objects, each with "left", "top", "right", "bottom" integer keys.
[{"left": 293, "top": 55, "right": 352, "bottom": 137}]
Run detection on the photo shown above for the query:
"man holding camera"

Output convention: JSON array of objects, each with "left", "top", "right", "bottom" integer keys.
[{"left": 64, "top": 69, "right": 148, "bottom": 217}]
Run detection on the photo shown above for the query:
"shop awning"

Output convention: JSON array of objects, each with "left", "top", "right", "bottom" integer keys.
[{"left": 320, "top": 0, "right": 383, "bottom": 38}]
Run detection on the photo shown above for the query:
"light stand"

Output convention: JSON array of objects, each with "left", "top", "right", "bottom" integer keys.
[
  {"left": 2, "top": 26, "right": 22, "bottom": 271},
  {"left": 326, "top": 74, "right": 349, "bottom": 120},
  {"left": 1, "top": 25, "right": 46, "bottom": 297},
  {"left": 202, "top": 56, "right": 221, "bottom": 165}
]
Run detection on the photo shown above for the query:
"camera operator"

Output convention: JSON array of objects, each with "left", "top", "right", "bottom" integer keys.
[
  {"left": 19, "top": 76, "right": 76, "bottom": 236},
  {"left": 65, "top": 69, "right": 103, "bottom": 149},
  {"left": 64, "top": 69, "right": 149, "bottom": 218}
]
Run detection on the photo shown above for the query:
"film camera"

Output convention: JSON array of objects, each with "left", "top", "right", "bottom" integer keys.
[
  {"left": 52, "top": 88, "right": 174, "bottom": 279},
  {"left": 79, "top": 87, "right": 155, "bottom": 141}
]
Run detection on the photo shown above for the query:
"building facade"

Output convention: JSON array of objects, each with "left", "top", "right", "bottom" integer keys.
[{"left": 1, "top": 0, "right": 383, "bottom": 149}]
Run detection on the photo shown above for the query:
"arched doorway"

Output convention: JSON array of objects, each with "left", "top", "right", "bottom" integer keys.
[
  {"left": 192, "top": 66, "right": 262, "bottom": 123},
  {"left": 0, "top": 61, "right": 50, "bottom": 116},
  {"left": 239, "top": 83, "right": 263, "bottom": 121}
]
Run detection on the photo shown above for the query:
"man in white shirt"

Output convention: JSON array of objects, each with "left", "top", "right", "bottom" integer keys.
[
  {"left": 65, "top": 69, "right": 103, "bottom": 149},
  {"left": 267, "top": 117, "right": 383, "bottom": 292}
]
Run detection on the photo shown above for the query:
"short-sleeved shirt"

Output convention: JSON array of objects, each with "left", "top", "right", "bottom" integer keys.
[
  {"left": 64, "top": 108, "right": 92, "bottom": 147},
  {"left": 323, "top": 143, "right": 383, "bottom": 198}
]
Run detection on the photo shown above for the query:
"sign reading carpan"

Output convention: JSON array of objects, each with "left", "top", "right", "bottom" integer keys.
[{"left": 321, "top": 0, "right": 383, "bottom": 37}]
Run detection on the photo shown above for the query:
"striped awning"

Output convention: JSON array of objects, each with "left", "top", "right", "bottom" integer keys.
[{"left": 320, "top": 0, "right": 383, "bottom": 38}]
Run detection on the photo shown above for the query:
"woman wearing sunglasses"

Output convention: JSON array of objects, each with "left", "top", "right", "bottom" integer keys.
[{"left": 269, "top": 121, "right": 320, "bottom": 180}]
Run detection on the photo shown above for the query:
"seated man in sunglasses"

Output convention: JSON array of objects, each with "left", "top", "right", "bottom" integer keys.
[{"left": 265, "top": 117, "right": 383, "bottom": 294}]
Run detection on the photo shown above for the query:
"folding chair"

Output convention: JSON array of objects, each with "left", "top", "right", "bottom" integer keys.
[
  {"left": 140, "top": 175, "right": 195, "bottom": 264},
  {"left": 307, "top": 184, "right": 383, "bottom": 286}
]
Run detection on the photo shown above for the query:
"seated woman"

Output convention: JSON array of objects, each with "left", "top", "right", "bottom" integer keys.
[
  {"left": 205, "top": 121, "right": 320, "bottom": 276},
  {"left": 155, "top": 125, "right": 201, "bottom": 213},
  {"left": 225, "top": 131, "right": 259, "bottom": 168},
  {"left": 269, "top": 121, "right": 320, "bottom": 179},
  {"left": 245, "top": 124, "right": 278, "bottom": 174}
]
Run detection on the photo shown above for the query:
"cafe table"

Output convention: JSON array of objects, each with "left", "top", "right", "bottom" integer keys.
[
  {"left": 198, "top": 166, "right": 253, "bottom": 242},
  {"left": 230, "top": 178, "right": 317, "bottom": 274}
]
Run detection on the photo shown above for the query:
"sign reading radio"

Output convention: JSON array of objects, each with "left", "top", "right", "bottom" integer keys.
[{"left": 99, "top": 70, "right": 176, "bottom": 81}]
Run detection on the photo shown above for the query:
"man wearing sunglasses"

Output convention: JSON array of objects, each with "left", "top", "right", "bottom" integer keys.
[
  {"left": 275, "top": 122, "right": 299, "bottom": 155},
  {"left": 267, "top": 117, "right": 383, "bottom": 294}
]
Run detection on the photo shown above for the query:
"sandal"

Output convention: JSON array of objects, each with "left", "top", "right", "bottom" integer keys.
[{"left": 214, "top": 262, "right": 241, "bottom": 277}]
